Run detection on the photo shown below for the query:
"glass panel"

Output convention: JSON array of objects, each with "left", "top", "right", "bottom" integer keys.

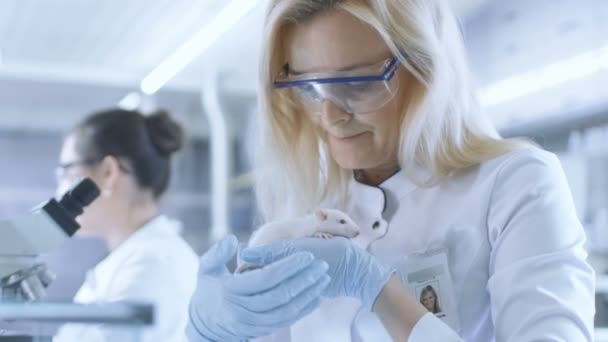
[{"left": 0, "top": 302, "right": 152, "bottom": 342}]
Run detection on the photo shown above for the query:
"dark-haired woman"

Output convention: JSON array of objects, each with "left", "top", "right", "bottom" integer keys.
[{"left": 53, "top": 108, "right": 198, "bottom": 342}]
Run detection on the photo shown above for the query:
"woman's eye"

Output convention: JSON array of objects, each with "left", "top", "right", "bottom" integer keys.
[
  {"left": 296, "top": 85, "right": 323, "bottom": 102},
  {"left": 347, "top": 82, "right": 373, "bottom": 92}
]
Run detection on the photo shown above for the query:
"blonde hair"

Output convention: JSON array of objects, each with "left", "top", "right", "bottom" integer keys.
[{"left": 255, "top": 0, "right": 529, "bottom": 221}]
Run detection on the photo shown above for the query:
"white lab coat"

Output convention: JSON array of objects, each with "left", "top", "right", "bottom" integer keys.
[
  {"left": 265, "top": 147, "right": 595, "bottom": 341},
  {"left": 54, "top": 215, "right": 199, "bottom": 342}
]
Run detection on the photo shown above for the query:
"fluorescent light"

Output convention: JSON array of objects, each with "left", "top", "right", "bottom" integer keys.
[
  {"left": 479, "top": 45, "right": 608, "bottom": 107},
  {"left": 140, "top": 0, "right": 259, "bottom": 95},
  {"left": 118, "top": 92, "right": 142, "bottom": 111}
]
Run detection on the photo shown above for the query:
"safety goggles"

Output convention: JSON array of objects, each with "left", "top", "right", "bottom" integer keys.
[{"left": 274, "top": 57, "right": 401, "bottom": 114}]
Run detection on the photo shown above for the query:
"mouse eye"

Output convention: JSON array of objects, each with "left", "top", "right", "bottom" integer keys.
[{"left": 339, "top": 219, "right": 346, "bottom": 224}]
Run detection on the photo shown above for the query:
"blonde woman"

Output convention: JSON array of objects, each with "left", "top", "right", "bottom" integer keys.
[{"left": 187, "top": 0, "right": 595, "bottom": 341}]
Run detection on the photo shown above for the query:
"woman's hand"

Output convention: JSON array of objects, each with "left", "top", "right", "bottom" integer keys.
[
  {"left": 242, "top": 237, "right": 433, "bottom": 341},
  {"left": 241, "top": 236, "right": 394, "bottom": 310},
  {"left": 187, "top": 235, "right": 330, "bottom": 342}
]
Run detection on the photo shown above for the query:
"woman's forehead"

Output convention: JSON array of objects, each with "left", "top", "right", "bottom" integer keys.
[
  {"left": 60, "top": 134, "right": 80, "bottom": 160},
  {"left": 284, "top": 10, "right": 391, "bottom": 74}
]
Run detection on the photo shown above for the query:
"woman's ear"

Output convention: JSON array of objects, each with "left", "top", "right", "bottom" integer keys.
[{"left": 98, "top": 155, "right": 121, "bottom": 197}]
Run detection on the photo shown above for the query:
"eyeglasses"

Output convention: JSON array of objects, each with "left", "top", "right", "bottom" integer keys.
[
  {"left": 274, "top": 57, "right": 401, "bottom": 115},
  {"left": 55, "top": 159, "right": 99, "bottom": 180},
  {"left": 54, "top": 157, "right": 131, "bottom": 181}
]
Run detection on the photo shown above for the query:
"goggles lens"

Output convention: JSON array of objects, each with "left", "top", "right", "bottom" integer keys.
[{"left": 275, "top": 58, "right": 401, "bottom": 114}]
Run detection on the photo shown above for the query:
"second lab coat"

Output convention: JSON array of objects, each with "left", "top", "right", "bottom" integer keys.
[{"left": 54, "top": 215, "right": 199, "bottom": 342}]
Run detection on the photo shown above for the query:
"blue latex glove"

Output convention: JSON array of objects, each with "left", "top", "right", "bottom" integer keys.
[
  {"left": 241, "top": 237, "right": 395, "bottom": 311},
  {"left": 186, "top": 235, "right": 330, "bottom": 342}
]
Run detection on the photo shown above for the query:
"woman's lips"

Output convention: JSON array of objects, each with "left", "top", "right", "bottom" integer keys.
[{"left": 334, "top": 132, "right": 367, "bottom": 141}]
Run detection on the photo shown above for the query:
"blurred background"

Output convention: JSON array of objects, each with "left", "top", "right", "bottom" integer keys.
[{"left": 0, "top": 0, "right": 607, "bottom": 337}]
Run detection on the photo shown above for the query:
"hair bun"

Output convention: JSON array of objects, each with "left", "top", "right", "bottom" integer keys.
[{"left": 144, "top": 109, "right": 184, "bottom": 156}]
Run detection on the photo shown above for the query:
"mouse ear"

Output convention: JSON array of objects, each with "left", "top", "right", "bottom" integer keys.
[{"left": 315, "top": 209, "right": 328, "bottom": 221}]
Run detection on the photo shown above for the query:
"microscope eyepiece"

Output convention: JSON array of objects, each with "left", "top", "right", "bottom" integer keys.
[
  {"left": 40, "top": 178, "right": 100, "bottom": 236},
  {"left": 59, "top": 178, "right": 100, "bottom": 218}
]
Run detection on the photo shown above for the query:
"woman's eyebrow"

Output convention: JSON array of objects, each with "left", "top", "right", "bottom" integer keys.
[{"left": 288, "top": 58, "right": 387, "bottom": 76}]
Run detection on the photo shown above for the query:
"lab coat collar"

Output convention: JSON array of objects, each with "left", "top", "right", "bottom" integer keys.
[
  {"left": 87, "top": 215, "right": 182, "bottom": 287},
  {"left": 378, "top": 168, "right": 419, "bottom": 199},
  {"left": 349, "top": 168, "right": 418, "bottom": 207}
]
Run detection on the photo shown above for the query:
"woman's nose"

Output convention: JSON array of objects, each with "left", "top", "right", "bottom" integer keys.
[{"left": 319, "top": 100, "right": 351, "bottom": 126}]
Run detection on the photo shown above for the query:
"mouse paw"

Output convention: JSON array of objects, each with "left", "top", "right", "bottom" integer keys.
[{"left": 313, "top": 232, "right": 334, "bottom": 239}]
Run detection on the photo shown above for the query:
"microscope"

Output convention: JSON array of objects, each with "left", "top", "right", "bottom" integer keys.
[{"left": 0, "top": 178, "right": 99, "bottom": 302}]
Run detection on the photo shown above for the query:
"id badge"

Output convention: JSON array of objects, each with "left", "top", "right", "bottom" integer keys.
[{"left": 397, "top": 249, "right": 461, "bottom": 331}]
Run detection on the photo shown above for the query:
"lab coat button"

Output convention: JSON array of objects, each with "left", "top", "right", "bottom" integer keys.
[{"left": 372, "top": 221, "right": 381, "bottom": 230}]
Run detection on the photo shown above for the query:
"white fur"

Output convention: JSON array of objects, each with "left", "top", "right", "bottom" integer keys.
[{"left": 248, "top": 208, "right": 360, "bottom": 248}]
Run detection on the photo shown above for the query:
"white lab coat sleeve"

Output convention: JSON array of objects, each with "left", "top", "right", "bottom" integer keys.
[
  {"left": 485, "top": 149, "right": 595, "bottom": 341},
  {"left": 407, "top": 149, "right": 595, "bottom": 342},
  {"left": 408, "top": 313, "right": 463, "bottom": 341},
  {"left": 104, "top": 254, "right": 189, "bottom": 342}
]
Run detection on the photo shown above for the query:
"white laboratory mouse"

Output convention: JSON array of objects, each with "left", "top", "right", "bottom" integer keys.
[{"left": 236, "top": 208, "right": 360, "bottom": 272}]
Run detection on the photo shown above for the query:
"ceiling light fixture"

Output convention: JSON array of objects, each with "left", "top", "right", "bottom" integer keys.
[{"left": 140, "top": 0, "right": 260, "bottom": 95}]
